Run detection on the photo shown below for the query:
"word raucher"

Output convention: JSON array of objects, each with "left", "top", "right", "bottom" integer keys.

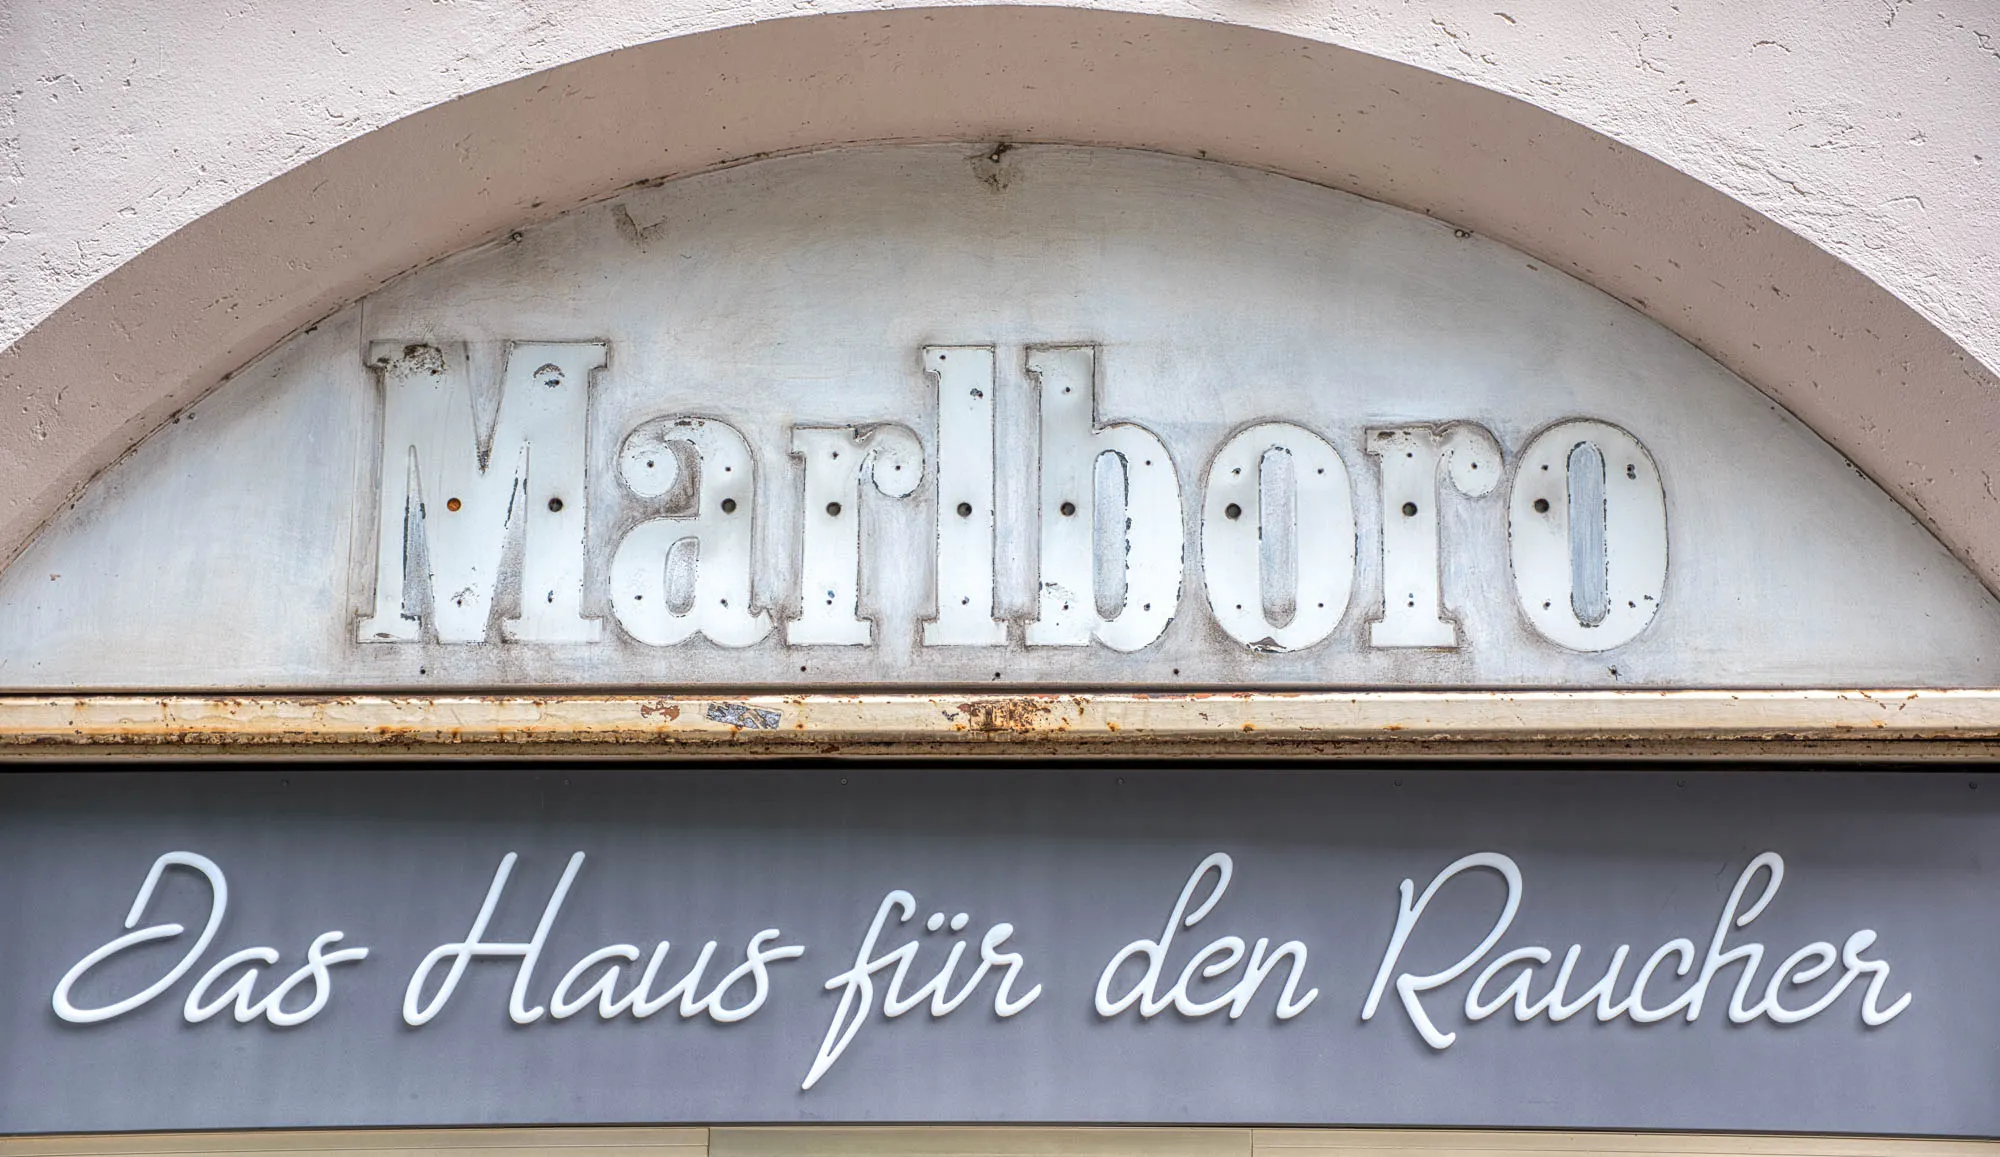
[
  {"left": 53, "top": 849, "right": 1907, "bottom": 1093},
  {"left": 360, "top": 341, "right": 1667, "bottom": 654}
]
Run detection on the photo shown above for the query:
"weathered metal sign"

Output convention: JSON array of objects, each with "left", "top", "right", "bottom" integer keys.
[
  {"left": 1, "top": 145, "right": 1996, "bottom": 689},
  {"left": 2, "top": 766, "right": 1993, "bottom": 1136},
  {"left": 359, "top": 340, "right": 1664, "bottom": 655}
]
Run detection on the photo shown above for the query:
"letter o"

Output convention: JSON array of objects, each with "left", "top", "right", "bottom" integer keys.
[
  {"left": 1508, "top": 419, "right": 1666, "bottom": 652},
  {"left": 1200, "top": 423, "right": 1355, "bottom": 651}
]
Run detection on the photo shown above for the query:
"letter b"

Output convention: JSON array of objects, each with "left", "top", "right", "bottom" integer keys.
[{"left": 1025, "top": 346, "right": 1183, "bottom": 652}]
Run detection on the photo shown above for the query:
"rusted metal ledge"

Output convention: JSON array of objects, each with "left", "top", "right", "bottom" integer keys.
[{"left": 4, "top": 690, "right": 2000, "bottom": 760}]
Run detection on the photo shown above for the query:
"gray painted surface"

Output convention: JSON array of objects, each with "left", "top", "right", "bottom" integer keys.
[
  {"left": 0, "top": 766, "right": 1993, "bottom": 1136},
  {"left": 0, "top": 146, "right": 1997, "bottom": 689}
]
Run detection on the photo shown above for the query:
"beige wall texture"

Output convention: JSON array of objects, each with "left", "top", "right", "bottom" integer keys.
[
  {"left": 1, "top": 1, "right": 1997, "bottom": 598},
  {"left": 5, "top": 0, "right": 1995, "bottom": 355}
]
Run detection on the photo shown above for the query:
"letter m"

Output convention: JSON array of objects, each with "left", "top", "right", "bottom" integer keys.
[{"left": 358, "top": 340, "right": 607, "bottom": 643}]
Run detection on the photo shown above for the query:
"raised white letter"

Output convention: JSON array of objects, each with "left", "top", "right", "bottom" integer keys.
[
  {"left": 1202, "top": 423, "right": 1355, "bottom": 652},
  {"left": 923, "top": 347, "right": 1008, "bottom": 646},
  {"left": 54, "top": 852, "right": 229, "bottom": 1024},
  {"left": 1096, "top": 852, "right": 1233, "bottom": 1017},
  {"left": 788, "top": 424, "right": 924, "bottom": 645},
  {"left": 1362, "top": 852, "right": 1522, "bottom": 1049},
  {"left": 1025, "top": 345, "right": 1183, "bottom": 652},
  {"left": 1509, "top": 419, "right": 1666, "bottom": 651},
  {"left": 610, "top": 416, "right": 773, "bottom": 647},
  {"left": 403, "top": 852, "right": 584, "bottom": 1026},
  {"left": 359, "top": 341, "right": 606, "bottom": 644},
  {"left": 1366, "top": 424, "right": 1502, "bottom": 647}
]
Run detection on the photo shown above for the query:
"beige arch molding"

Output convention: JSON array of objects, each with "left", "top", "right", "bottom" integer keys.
[{"left": 2, "top": 6, "right": 1997, "bottom": 596}]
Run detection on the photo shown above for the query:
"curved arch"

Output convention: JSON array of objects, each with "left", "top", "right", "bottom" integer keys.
[{"left": 3, "top": 6, "right": 1996, "bottom": 591}]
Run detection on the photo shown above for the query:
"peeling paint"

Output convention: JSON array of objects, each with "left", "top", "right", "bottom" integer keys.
[{"left": 704, "top": 701, "right": 781, "bottom": 729}]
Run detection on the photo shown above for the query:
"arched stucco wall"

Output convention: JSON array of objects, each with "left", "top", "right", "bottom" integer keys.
[{"left": 3, "top": 5, "right": 1998, "bottom": 594}]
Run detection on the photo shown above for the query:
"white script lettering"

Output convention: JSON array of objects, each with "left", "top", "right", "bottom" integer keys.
[
  {"left": 53, "top": 851, "right": 367, "bottom": 1027},
  {"left": 805, "top": 890, "right": 1042, "bottom": 1091},
  {"left": 1095, "top": 852, "right": 1319, "bottom": 1021},
  {"left": 1361, "top": 851, "right": 1910, "bottom": 1048},
  {"left": 403, "top": 851, "right": 804, "bottom": 1028}
]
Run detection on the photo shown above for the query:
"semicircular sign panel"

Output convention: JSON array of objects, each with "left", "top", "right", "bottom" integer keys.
[{"left": 1, "top": 145, "right": 1994, "bottom": 689}]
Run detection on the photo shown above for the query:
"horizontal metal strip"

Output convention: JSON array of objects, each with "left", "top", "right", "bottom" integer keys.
[
  {"left": 712, "top": 1128, "right": 1248, "bottom": 1157},
  {"left": 4, "top": 690, "right": 2000, "bottom": 760},
  {"left": 1248, "top": 1130, "right": 1998, "bottom": 1156},
  {"left": 2, "top": 1130, "right": 1992, "bottom": 1157},
  {"left": 0, "top": 1130, "right": 708, "bottom": 1156}
]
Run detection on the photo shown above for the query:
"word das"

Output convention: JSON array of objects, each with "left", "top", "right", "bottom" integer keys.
[
  {"left": 405, "top": 851, "right": 802, "bottom": 1025},
  {"left": 52, "top": 851, "right": 367, "bottom": 1027},
  {"left": 1362, "top": 851, "right": 1911, "bottom": 1048},
  {"left": 806, "top": 889, "right": 1040, "bottom": 1090},
  {"left": 1095, "top": 852, "right": 1318, "bottom": 1020},
  {"left": 360, "top": 341, "right": 1667, "bottom": 656}
]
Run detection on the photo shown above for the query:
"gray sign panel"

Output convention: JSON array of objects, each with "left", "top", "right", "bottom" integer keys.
[{"left": 0, "top": 767, "right": 1993, "bottom": 1136}]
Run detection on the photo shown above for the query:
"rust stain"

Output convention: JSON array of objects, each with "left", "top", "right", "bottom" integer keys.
[
  {"left": 11, "top": 693, "right": 2000, "bottom": 760},
  {"left": 954, "top": 697, "right": 1058, "bottom": 733}
]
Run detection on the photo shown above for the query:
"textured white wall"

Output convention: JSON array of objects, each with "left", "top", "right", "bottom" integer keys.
[{"left": 4, "top": 0, "right": 1994, "bottom": 365}]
